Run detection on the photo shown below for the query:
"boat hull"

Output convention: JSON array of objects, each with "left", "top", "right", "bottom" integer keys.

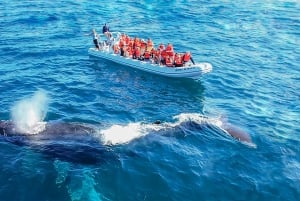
[{"left": 88, "top": 48, "right": 212, "bottom": 79}]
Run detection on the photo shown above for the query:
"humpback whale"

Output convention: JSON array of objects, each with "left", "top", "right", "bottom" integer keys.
[
  {"left": 0, "top": 114, "right": 255, "bottom": 165},
  {"left": 153, "top": 114, "right": 255, "bottom": 146},
  {"left": 0, "top": 120, "right": 95, "bottom": 136},
  {"left": 0, "top": 120, "right": 115, "bottom": 165},
  {"left": 1, "top": 90, "right": 255, "bottom": 166},
  {"left": 0, "top": 115, "right": 254, "bottom": 146}
]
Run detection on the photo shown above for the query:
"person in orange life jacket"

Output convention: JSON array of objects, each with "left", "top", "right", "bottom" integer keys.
[
  {"left": 144, "top": 50, "right": 151, "bottom": 60},
  {"left": 153, "top": 49, "right": 161, "bottom": 64},
  {"left": 133, "top": 37, "right": 138, "bottom": 48},
  {"left": 119, "top": 38, "right": 125, "bottom": 50},
  {"left": 165, "top": 55, "right": 174, "bottom": 67},
  {"left": 113, "top": 44, "right": 120, "bottom": 54},
  {"left": 91, "top": 29, "right": 100, "bottom": 50},
  {"left": 129, "top": 38, "right": 134, "bottom": 49},
  {"left": 174, "top": 53, "right": 184, "bottom": 67},
  {"left": 165, "top": 43, "right": 174, "bottom": 55},
  {"left": 146, "top": 38, "right": 154, "bottom": 52},
  {"left": 183, "top": 51, "right": 195, "bottom": 65},
  {"left": 134, "top": 38, "right": 141, "bottom": 49},
  {"left": 160, "top": 49, "right": 167, "bottom": 65},
  {"left": 124, "top": 45, "right": 130, "bottom": 57},
  {"left": 127, "top": 46, "right": 133, "bottom": 58},
  {"left": 158, "top": 43, "right": 165, "bottom": 51},
  {"left": 140, "top": 39, "right": 146, "bottom": 57},
  {"left": 165, "top": 43, "right": 175, "bottom": 64},
  {"left": 133, "top": 47, "right": 141, "bottom": 59},
  {"left": 156, "top": 43, "right": 164, "bottom": 64},
  {"left": 147, "top": 38, "right": 153, "bottom": 46},
  {"left": 124, "top": 35, "right": 130, "bottom": 46}
]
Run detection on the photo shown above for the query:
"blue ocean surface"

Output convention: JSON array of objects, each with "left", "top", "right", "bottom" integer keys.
[{"left": 0, "top": 0, "right": 299, "bottom": 200}]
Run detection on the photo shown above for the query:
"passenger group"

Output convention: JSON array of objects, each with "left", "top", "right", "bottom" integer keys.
[{"left": 92, "top": 25, "right": 195, "bottom": 67}]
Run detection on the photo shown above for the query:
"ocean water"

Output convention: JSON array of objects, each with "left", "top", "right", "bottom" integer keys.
[{"left": 0, "top": 0, "right": 299, "bottom": 200}]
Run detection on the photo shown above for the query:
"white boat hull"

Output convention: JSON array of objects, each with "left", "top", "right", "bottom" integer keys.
[{"left": 88, "top": 48, "right": 212, "bottom": 79}]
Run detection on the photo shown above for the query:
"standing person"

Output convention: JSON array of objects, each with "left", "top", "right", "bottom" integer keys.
[
  {"left": 102, "top": 23, "right": 110, "bottom": 38},
  {"left": 92, "top": 29, "right": 100, "bottom": 50}
]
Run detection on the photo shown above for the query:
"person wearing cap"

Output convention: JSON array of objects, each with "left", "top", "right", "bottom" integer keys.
[
  {"left": 102, "top": 23, "right": 109, "bottom": 34},
  {"left": 102, "top": 23, "right": 110, "bottom": 38}
]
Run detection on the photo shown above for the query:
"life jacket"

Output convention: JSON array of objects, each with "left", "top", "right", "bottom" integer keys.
[
  {"left": 159, "top": 44, "right": 165, "bottom": 51},
  {"left": 144, "top": 51, "right": 150, "bottom": 59},
  {"left": 135, "top": 48, "right": 141, "bottom": 58},
  {"left": 166, "top": 44, "right": 173, "bottom": 51},
  {"left": 166, "top": 50, "right": 174, "bottom": 56},
  {"left": 165, "top": 56, "right": 173, "bottom": 67},
  {"left": 113, "top": 44, "right": 120, "bottom": 54},
  {"left": 133, "top": 37, "right": 138, "bottom": 47},
  {"left": 125, "top": 35, "right": 130, "bottom": 46},
  {"left": 152, "top": 49, "right": 159, "bottom": 62},
  {"left": 129, "top": 39, "right": 134, "bottom": 48},
  {"left": 161, "top": 50, "right": 167, "bottom": 59},
  {"left": 151, "top": 48, "right": 156, "bottom": 56},
  {"left": 135, "top": 40, "right": 141, "bottom": 48},
  {"left": 154, "top": 49, "right": 160, "bottom": 57},
  {"left": 146, "top": 46, "right": 153, "bottom": 53},
  {"left": 153, "top": 50, "right": 160, "bottom": 63},
  {"left": 120, "top": 34, "right": 126, "bottom": 41},
  {"left": 147, "top": 39, "right": 153, "bottom": 51},
  {"left": 128, "top": 46, "right": 133, "bottom": 58},
  {"left": 174, "top": 54, "right": 183, "bottom": 66},
  {"left": 183, "top": 52, "right": 191, "bottom": 62},
  {"left": 166, "top": 44, "right": 174, "bottom": 56},
  {"left": 119, "top": 39, "right": 124, "bottom": 49},
  {"left": 147, "top": 39, "right": 153, "bottom": 47},
  {"left": 140, "top": 41, "right": 146, "bottom": 51},
  {"left": 141, "top": 41, "right": 147, "bottom": 49}
]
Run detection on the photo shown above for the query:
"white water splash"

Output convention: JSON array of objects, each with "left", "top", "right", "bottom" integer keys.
[
  {"left": 11, "top": 90, "right": 49, "bottom": 134},
  {"left": 99, "top": 113, "right": 223, "bottom": 146},
  {"left": 98, "top": 113, "right": 221, "bottom": 145},
  {"left": 99, "top": 112, "right": 255, "bottom": 147},
  {"left": 173, "top": 113, "right": 224, "bottom": 128},
  {"left": 100, "top": 122, "right": 162, "bottom": 145}
]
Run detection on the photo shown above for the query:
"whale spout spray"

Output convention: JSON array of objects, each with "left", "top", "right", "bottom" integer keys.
[{"left": 11, "top": 90, "right": 49, "bottom": 134}]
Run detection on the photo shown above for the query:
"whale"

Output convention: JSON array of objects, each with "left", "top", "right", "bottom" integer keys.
[
  {"left": 0, "top": 120, "right": 116, "bottom": 165},
  {"left": 1, "top": 116, "right": 254, "bottom": 145},
  {"left": 0, "top": 120, "right": 95, "bottom": 136},
  {"left": 153, "top": 114, "right": 255, "bottom": 146},
  {"left": 0, "top": 115, "right": 255, "bottom": 165},
  {"left": 0, "top": 120, "right": 99, "bottom": 143}
]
